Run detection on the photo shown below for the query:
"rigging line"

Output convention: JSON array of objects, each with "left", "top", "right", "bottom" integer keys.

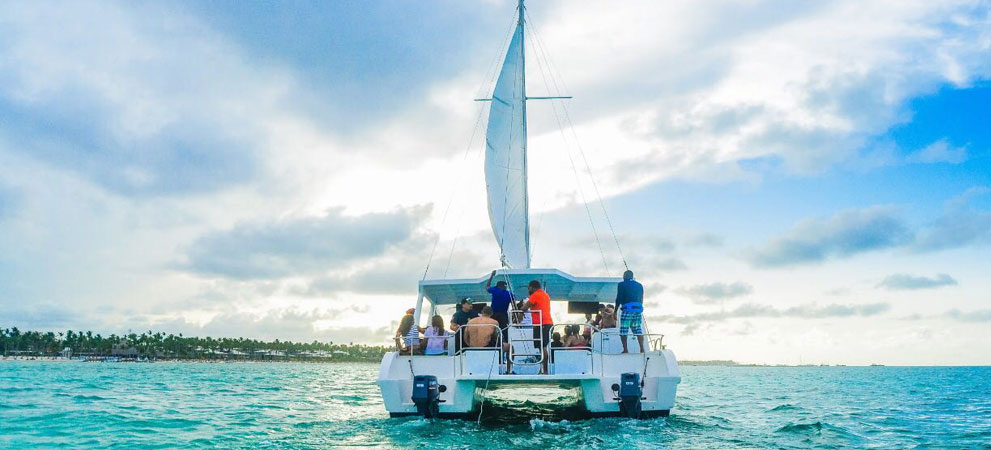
[
  {"left": 422, "top": 99, "right": 489, "bottom": 281},
  {"left": 521, "top": 29, "right": 549, "bottom": 262},
  {"left": 479, "top": 7, "right": 523, "bottom": 100},
  {"left": 431, "top": 8, "right": 519, "bottom": 280},
  {"left": 527, "top": 14, "right": 629, "bottom": 271},
  {"left": 443, "top": 124, "right": 488, "bottom": 278},
  {"left": 525, "top": 20, "right": 610, "bottom": 273}
]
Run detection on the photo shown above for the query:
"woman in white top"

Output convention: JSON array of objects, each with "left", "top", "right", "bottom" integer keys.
[{"left": 422, "top": 315, "right": 449, "bottom": 356}]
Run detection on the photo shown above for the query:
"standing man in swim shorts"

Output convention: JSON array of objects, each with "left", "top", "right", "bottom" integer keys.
[{"left": 615, "top": 270, "right": 645, "bottom": 353}]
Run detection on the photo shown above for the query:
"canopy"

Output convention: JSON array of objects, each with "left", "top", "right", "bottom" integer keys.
[{"left": 419, "top": 269, "right": 620, "bottom": 305}]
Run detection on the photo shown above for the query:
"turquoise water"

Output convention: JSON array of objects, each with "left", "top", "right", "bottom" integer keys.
[{"left": 1, "top": 362, "right": 989, "bottom": 449}]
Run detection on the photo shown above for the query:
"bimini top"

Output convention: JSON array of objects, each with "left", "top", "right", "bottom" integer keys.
[{"left": 419, "top": 268, "right": 621, "bottom": 305}]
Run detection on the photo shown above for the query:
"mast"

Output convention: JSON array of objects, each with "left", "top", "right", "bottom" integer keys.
[{"left": 518, "top": 0, "right": 531, "bottom": 268}]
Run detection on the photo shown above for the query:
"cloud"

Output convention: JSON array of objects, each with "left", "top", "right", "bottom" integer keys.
[
  {"left": 943, "top": 309, "right": 991, "bottom": 323},
  {"left": 183, "top": 206, "right": 428, "bottom": 280},
  {"left": 823, "top": 287, "right": 851, "bottom": 296},
  {"left": 651, "top": 302, "right": 890, "bottom": 324},
  {"left": 297, "top": 239, "right": 490, "bottom": 297},
  {"left": 0, "top": 185, "right": 17, "bottom": 221},
  {"left": 0, "top": 2, "right": 301, "bottom": 195},
  {"left": 675, "top": 282, "right": 753, "bottom": 304},
  {"left": 747, "top": 206, "right": 911, "bottom": 267},
  {"left": 913, "top": 187, "right": 991, "bottom": 252},
  {"left": 536, "top": 0, "right": 991, "bottom": 191},
  {"left": 0, "top": 305, "right": 81, "bottom": 330},
  {"left": 683, "top": 233, "right": 724, "bottom": 248},
  {"left": 908, "top": 139, "right": 968, "bottom": 164},
  {"left": 878, "top": 273, "right": 958, "bottom": 290},
  {"left": 2, "top": 0, "right": 990, "bottom": 362},
  {"left": 746, "top": 190, "right": 991, "bottom": 268},
  {"left": 655, "top": 257, "right": 689, "bottom": 271}
]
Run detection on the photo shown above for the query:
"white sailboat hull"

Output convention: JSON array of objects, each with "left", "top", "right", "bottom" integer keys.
[{"left": 376, "top": 342, "right": 681, "bottom": 419}]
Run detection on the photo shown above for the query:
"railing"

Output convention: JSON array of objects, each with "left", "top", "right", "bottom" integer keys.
[
  {"left": 456, "top": 323, "right": 504, "bottom": 376},
  {"left": 394, "top": 336, "right": 418, "bottom": 356},
  {"left": 456, "top": 323, "right": 503, "bottom": 357},
  {"left": 394, "top": 321, "right": 669, "bottom": 378},
  {"left": 507, "top": 309, "right": 544, "bottom": 368},
  {"left": 547, "top": 323, "right": 595, "bottom": 362},
  {"left": 396, "top": 329, "right": 665, "bottom": 355},
  {"left": 595, "top": 330, "right": 666, "bottom": 354}
]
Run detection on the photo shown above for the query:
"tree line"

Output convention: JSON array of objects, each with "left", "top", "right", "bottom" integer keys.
[{"left": 0, "top": 327, "right": 390, "bottom": 362}]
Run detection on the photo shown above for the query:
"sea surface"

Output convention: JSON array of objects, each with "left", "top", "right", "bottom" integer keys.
[{"left": 1, "top": 362, "right": 989, "bottom": 449}]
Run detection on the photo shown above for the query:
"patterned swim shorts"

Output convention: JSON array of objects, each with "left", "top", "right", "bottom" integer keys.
[{"left": 619, "top": 311, "right": 643, "bottom": 336}]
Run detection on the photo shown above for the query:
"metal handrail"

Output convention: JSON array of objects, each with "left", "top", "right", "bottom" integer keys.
[
  {"left": 507, "top": 308, "right": 544, "bottom": 366},
  {"left": 456, "top": 323, "right": 504, "bottom": 376},
  {"left": 592, "top": 330, "right": 667, "bottom": 354},
  {"left": 456, "top": 323, "right": 504, "bottom": 359},
  {"left": 394, "top": 334, "right": 421, "bottom": 356},
  {"left": 548, "top": 323, "right": 598, "bottom": 362}
]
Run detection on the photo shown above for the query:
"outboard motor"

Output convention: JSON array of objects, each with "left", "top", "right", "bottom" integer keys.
[
  {"left": 618, "top": 372, "right": 642, "bottom": 418},
  {"left": 411, "top": 375, "right": 441, "bottom": 418}
]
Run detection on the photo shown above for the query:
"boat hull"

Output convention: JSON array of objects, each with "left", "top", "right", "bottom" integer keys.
[{"left": 376, "top": 348, "right": 681, "bottom": 420}]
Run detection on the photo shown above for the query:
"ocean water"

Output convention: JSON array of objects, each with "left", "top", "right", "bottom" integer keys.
[{"left": 1, "top": 362, "right": 989, "bottom": 449}]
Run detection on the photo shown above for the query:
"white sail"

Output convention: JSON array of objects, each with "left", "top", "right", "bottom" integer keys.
[{"left": 484, "top": 16, "right": 529, "bottom": 268}]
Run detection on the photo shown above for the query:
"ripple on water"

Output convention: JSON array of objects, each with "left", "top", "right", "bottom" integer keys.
[
  {"left": 1, "top": 363, "right": 990, "bottom": 449},
  {"left": 769, "top": 403, "right": 801, "bottom": 412}
]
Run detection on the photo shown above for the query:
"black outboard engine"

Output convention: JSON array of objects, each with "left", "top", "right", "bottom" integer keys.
[
  {"left": 411, "top": 375, "right": 441, "bottom": 418},
  {"left": 618, "top": 372, "right": 642, "bottom": 418}
]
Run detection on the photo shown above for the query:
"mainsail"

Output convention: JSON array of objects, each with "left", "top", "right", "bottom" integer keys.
[{"left": 484, "top": 6, "right": 530, "bottom": 269}]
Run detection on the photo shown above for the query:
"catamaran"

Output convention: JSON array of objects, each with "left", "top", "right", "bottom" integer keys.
[{"left": 377, "top": 0, "right": 680, "bottom": 420}]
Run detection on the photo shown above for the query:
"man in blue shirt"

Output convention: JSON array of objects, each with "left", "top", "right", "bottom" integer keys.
[
  {"left": 485, "top": 270, "right": 515, "bottom": 342},
  {"left": 615, "top": 270, "right": 645, "bottom": 353}
]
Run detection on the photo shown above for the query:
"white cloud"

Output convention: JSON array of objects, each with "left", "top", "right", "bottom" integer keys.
[
  {"left": 2, "top": 1, "right": 990, "bottom": 363},
  {"left": 878, "top": 273, "right": 958, "bottom": 290},
  {"left": 746, "top": 206, "right": 911, "bottom": 267},
  {"left": 676, "top": 282, "right": 754, "bottom": 304},
  {"left": 908, "top": 139, "right": 969, "bottom": 164}
]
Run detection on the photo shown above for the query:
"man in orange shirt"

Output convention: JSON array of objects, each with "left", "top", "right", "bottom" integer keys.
[{"left": 521, "top": 280, "right": 552, "bottom": 373}]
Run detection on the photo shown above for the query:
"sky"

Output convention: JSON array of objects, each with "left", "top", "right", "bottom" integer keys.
[{"left": 1, "top": 0, "right": 989, "bottom": 365}]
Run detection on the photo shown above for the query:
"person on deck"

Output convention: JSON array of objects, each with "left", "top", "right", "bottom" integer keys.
[
  {"left": 450, "top": 298, "right": 479, "bottom": 353},
  {"left": 395, "top": 309, "right": 424, "bottom": 354},
  {"left": 520, "top": 280, "right": 553, "bottom": 373},
  {"left": 484, "top": 270, "right": 515, "bottom": 342},
  {"left": 583, "top": 313, "right": 594, "bottom": 341},
  {"left": 422, "top": 315, "right": 449, "bottom": 356},
  {"left": 600, "top": 304, "right": 617, "bottom": 329},
  {"left": 464, "top": 306, "right": 500, "bottom": 348},
  {"left": 563, "top": 324, "right": 588, "bottom": 348},
  {"left": 615, "top": 270, "right": 645, "bottom": 353}
]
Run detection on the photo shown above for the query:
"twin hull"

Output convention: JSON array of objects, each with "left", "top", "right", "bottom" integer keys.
[{"left": 377, "top": 348, "right": 681, "bottom": 419}]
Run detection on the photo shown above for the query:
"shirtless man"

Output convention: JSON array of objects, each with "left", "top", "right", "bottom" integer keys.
[{"left": 464, "top": 306, "right": 500, "bottom": 348}]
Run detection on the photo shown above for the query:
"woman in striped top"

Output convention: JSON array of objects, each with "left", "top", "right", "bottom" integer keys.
[{"left": 395, "top": 310, "right": 425, "bottom": 354}]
